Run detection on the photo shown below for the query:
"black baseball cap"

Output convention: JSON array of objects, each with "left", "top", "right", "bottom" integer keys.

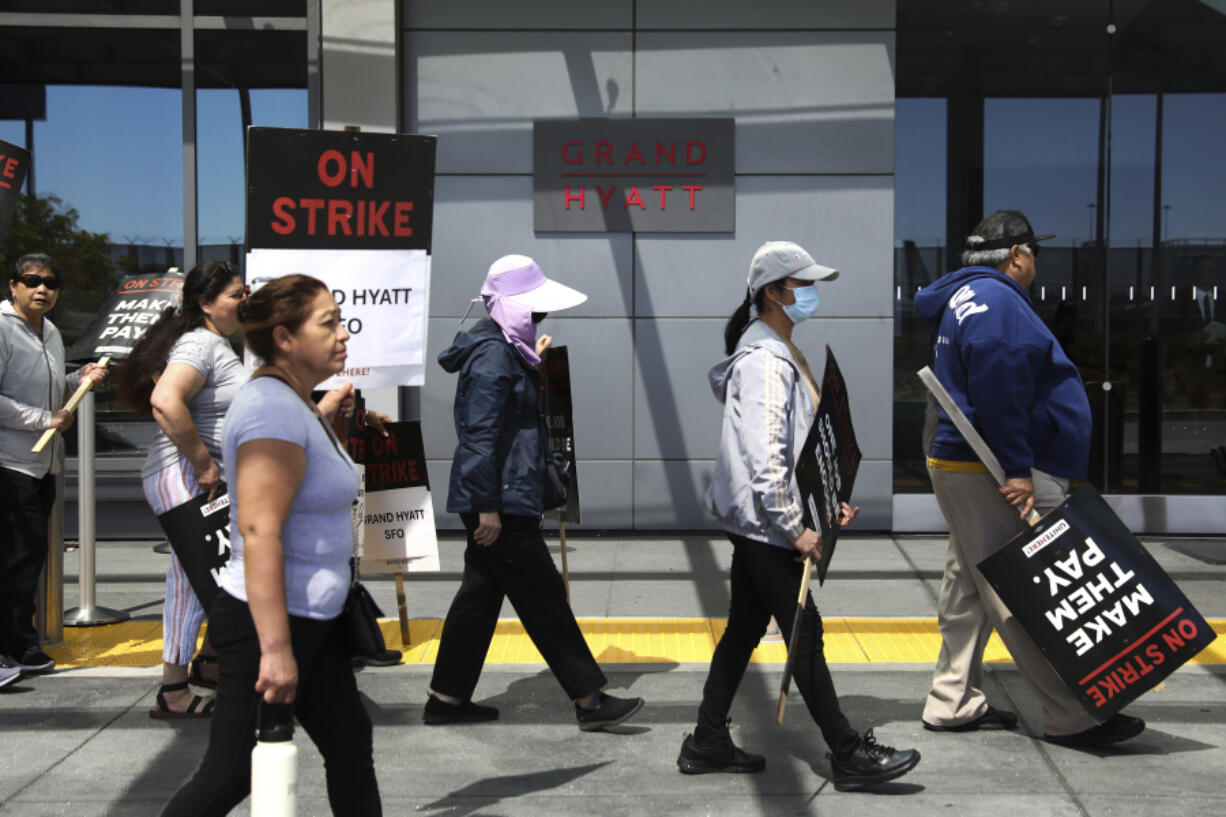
[{"left": 965, "top": 210, "right": 1055, "bottom": 252}]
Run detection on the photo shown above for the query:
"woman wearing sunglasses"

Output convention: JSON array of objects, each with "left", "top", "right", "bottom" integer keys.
[{"left": 0, "top": 253, "right": 106, "bottom": 676}]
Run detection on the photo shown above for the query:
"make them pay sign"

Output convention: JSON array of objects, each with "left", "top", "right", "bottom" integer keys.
[{"left": 98, "top": 276, "right": 183, "bottom": 342}]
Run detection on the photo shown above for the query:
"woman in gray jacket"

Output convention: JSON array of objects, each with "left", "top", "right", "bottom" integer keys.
[
  {"left": 0, "top": 253, "right": 106, "bottom": 674},
  {"left": 677, "top": 241, "right": 919, "bottom": 792}
]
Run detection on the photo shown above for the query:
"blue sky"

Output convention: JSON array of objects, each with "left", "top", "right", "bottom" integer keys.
[
  {"left": 0, "top": 85, "right": 305, "bottom": 245},
  {"left": 1, "top": 86, "right": 1223, "bottom": 249}
]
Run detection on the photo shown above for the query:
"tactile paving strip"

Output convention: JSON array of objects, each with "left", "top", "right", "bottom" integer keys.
[{"left": 42, "top": 618, "right": 1225, "bottom": 667}]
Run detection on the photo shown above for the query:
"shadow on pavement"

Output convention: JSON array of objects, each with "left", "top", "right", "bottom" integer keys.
[{"left": 417, "top": 761, "right": 612, "bottom": 816}]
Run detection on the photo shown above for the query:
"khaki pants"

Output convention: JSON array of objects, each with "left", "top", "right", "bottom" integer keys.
[{"left": 922, "top": 467, "right": 1098, "bottom": 737}]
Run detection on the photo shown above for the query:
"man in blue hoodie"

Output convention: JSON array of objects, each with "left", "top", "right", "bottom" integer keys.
[{"left": 915, "top": 210, "right": 1144, "bottom": 747}]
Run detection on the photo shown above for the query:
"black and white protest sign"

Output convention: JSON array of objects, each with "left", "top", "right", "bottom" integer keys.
[
  {"left": 978, "top": 485, "right": 1215, "bottom": 718},
  {"left": 0, "top": 138, "right": 31, "bottom": 238},
  {"left": 245, "top": 127, "right": 436, "bottom": 388},
  {"left": 156, "top": 489, "right": 232, "bottom": 610},
  {"left": 794, "top": 346, "right": 862, "bottom": 585},
  {"left": 357, "top": 421, "right": 439, "bottom": 574},
  {"left": 67, "top": 270, "right": 185, "bottom": 362},
  {"left": 540, "top": 345, "right": 581, "bottom": 524}
]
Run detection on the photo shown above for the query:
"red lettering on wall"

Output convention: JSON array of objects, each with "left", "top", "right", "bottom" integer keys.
[
  {"left": 625, "top": 141, "right": 646, "bottom": 165},
  {"left": 565, "top": 186, "right": 585, "bottom": 209},
  {"left": 595, "top": 185, "right": 616, "bottom": 209},
  {"left": 595, "top": 141, "right": 614, "bottom": 165},
  {"left": 686, "top": 141, "right": 707, "bottom": 165},
  {"left": 624, "top": 186, "right": 645, "bottom": 210},
  {"left": 652, "top": 184, "right": 672, "bottom": 209},
  {"left": 682, "top": 184, "right": 702, "bottom": 209},
  {"left": 562, "top": 142, "right": 583, "bottom": 164},
  {"left": 655, "top": 141, "right": 676, "bottom": 165}
]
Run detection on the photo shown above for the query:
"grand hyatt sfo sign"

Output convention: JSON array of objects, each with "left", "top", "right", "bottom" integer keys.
[{"left": 533, "top": 118, "right": 734, "bottom": 233}]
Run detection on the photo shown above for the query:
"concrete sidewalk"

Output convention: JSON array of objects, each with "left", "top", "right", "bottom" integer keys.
[{"left": 1, "top": 534, "right": 1223, "bottom": 816}]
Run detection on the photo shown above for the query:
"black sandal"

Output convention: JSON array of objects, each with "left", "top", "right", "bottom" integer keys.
[
  {"left": 187, "top": 654, "right": 218, "bottom": 689},
  {"left": 149, "top": 681, "right": 214, "bottom": 720}
]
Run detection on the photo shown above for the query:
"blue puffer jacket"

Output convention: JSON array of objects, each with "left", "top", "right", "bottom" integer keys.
[
  {"left": 914, "top": 266, "right": 1092, "bottom": 480},
  {"left": 440, "top": 318, "right": 546, "bottom": 517}
]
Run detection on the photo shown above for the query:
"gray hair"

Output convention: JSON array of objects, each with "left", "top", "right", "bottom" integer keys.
[{"left": 961, "top": 239, "right": 1032, "bottom": 268}]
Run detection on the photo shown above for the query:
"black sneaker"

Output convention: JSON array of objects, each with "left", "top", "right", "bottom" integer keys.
[
  {"left": 422, "top": 695, "right": 499, "bottom": 725},
  {"left": 16, "top": 647, "right": 55, "bottom": 673},
  {"left": 923, "top": 704, "right": 1018, "bottom": 732},
  {"left": 575, "top": 692, "right": 644, "bottom": 732},
  {"left": 1045, "top": 713, "right": 1145, "bottom": 748},
  {"left": 828, "top": 729, "right": 921, "bottom": 792},
  {"left": 677, "top": 724, "right": 766, "bottom": 775}
]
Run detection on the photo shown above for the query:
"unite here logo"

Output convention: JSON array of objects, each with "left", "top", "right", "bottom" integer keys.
[
  {"left": 1023, "top": 518, "right": 1070, "bottom": 558},
  {"left": 949, "top": 285, "right": 989, "bottom": 324}
]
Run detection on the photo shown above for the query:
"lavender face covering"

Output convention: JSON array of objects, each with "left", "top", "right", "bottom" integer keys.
[{"left": 463, "top": 259, "right": 546, "bottom": 364}]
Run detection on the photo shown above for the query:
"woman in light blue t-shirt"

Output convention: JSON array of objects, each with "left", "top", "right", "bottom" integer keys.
[{"left": 162, "top": 275, "right": 380, "bottom": 817}]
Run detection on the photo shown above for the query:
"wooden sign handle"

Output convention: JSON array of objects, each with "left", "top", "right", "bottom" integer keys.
[{"left": 32, "top": 356, "right": 111, "bottom": 453}]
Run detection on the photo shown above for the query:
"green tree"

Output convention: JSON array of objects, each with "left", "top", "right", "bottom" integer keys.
[{"left": 0, "top": 193, "right": 118, "bottom": 344}]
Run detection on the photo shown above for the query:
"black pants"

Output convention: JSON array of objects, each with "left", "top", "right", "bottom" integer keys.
[
  {"left": 162, "top": 592, "right": 381, "bottom": 817},
  {"left": 431, "top": 513, "right": 606, "bottom": 701},
  {"left": 696, "top": 533, "right": 859, "bottom": 756},
  {"left": 0, "top": 468, "right": 56, "bottom": 658}
]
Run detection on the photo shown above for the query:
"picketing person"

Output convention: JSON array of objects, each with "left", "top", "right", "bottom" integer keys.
[
  {"left": 426, "top": 254, "right": 644, "bottom": 732},
  {"left": 680, "top": 241, "right": 921, "bottom": 791},
  {"left": 915, "top": 210, "right": 1144, "bottom": 747},
  {"left": 0, "top": 252, "right": 107, "bottom": 679},
  {"left": 161, "top": 275, "right": 382, "bottom": 816}
]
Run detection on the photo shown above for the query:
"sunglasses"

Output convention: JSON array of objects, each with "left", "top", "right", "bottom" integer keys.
[
  {"left": 16, "top": 273, "right": 60, "bottom": 290},
  {"left": 1026, "top": 242, "right": 1041, "bottom": 259}
]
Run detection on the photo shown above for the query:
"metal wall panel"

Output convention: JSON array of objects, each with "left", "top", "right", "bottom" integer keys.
[
  {"left": 634, "top": 176, "right": 893, "bottom": 318},
  {"left": 407, "top": 30, "right": 633, "bottom": 173},
  {"left": 404, "top": 0, "right": 632, "bottom": 30},
  {"left": 430, "top": 176, "right": 633, "bottom": 319},
  {"left": 633, "top": 317, "right": 893, "bottom": 461},
  {"left": 636, "top": 0, "right": 895, "bottom": 30},
  {"left": 636, "top": 32, "right": 895, "bottom": 174}
]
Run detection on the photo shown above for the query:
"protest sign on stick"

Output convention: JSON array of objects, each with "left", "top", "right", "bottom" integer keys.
[
  {"left": 979, "top": 485, "right": 1215, "bottom": 718},
  {"left": 793, "top": 346, "right": 862, "bottom": 585},
  {"left": 156, "top": 489, "right": 232, "bottom": 611},
  {"left": 245, "top": 127, "right": 436, "bottom": 389},
  {"left": 357, "top": 421, "right": 440, "bottom": 575},
  {"left": 0, "top": 138, "right": 31, "bottom": 237}
]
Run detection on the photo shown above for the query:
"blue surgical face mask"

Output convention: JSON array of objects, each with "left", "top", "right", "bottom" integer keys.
[{"left": 778, "top": 284, "right": 821, "bottom": 324}]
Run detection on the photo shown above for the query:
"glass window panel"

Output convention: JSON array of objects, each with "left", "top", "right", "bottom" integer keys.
[{"left": 893, "top": 97, "right": 946, "bottom": 492}]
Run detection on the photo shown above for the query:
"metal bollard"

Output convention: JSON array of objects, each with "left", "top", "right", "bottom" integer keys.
[{"left": 64, "top": 390, "right": 129, "bottom": 627}]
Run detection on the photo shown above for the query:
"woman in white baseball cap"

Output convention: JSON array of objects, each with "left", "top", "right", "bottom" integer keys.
[
  {"left": 426, "top": 254, "right": 644, "bottom": 732},
  {"left": 679, "top": 241, "right": 920, "bottom": 791}
]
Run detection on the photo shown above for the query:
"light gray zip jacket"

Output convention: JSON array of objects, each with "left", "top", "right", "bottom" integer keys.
[
  {"left": 704, "top": 319, "right": 815, "bottom": 550},
  {"left": 0, "top": 300, "right": 80, "bottom": 477}
]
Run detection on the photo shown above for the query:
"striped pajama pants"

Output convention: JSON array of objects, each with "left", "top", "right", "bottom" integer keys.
[{"left": 143, "top": 458, "right": 207, "bottom": 666}]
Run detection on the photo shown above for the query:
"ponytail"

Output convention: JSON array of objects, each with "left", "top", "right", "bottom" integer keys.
[{"left": 723, "top": 287, "right": 769, "bottom": 355}]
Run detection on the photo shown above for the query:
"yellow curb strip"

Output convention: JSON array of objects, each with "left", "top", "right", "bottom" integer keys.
[{"left": 42, "top": 618, "right": 1225, "bottom": 668}]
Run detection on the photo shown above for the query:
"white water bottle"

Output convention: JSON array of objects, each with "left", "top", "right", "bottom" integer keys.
[{"left": 251, "top": 702, "right": 297, "bottom": 817}]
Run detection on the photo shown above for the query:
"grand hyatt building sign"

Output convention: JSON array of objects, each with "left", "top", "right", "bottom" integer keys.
[{"left": 533, "top": 118, "right": 734, "bottom": 232}]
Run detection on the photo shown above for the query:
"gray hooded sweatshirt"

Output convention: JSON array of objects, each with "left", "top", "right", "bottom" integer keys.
[
  {"left": 0, "top": 299, "right": 80, "bottom": 478},
  {"left": 704, "top": 319, "right": 815, "bottom": 550}
]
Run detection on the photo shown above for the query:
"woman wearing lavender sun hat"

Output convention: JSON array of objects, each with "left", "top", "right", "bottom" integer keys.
[{"left": 425, "top": 254, "right": 644, "bottom": 731}]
